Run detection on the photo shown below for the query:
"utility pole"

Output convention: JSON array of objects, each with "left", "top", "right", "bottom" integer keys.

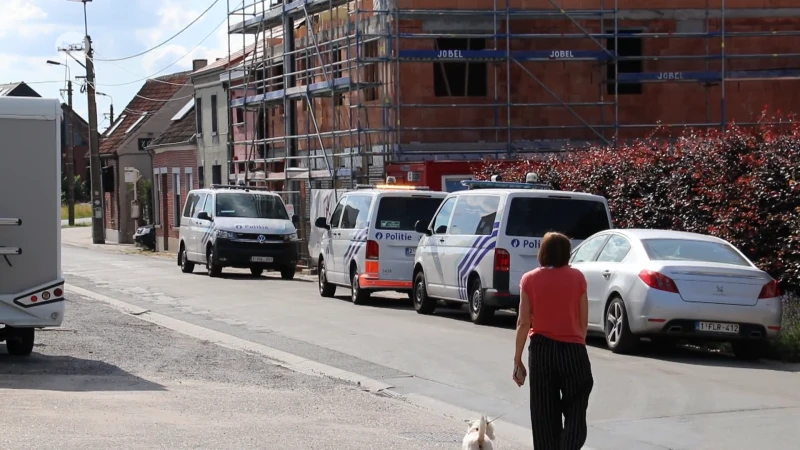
[
  {"left": 108, "top": 103, "right": 114, "bottom": 124},
  {"left": 66, "top": 80, "right": 76, "bottom": 226},
  {"left": 85, "top": 35, "right": 105, "bottom": 244}
]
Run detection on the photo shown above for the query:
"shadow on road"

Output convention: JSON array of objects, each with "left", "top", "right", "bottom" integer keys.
[
  {"left": 0, "top": 352, "right": 166, "bottom": 392},
  {"left": 190, "top": 272, "right": 314, "bottom": 283}
]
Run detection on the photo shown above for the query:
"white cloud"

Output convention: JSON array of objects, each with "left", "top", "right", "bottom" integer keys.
[{"left": 0, "top": 0, "right": 66, "bottom": 39}]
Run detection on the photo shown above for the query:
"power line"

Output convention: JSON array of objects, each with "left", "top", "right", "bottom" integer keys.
[
  {"left": 92, "top": 12, "right": 231, "bottom": 88},
  {"left": 95, "top": 0, "right": 220, "bottom": 62}
]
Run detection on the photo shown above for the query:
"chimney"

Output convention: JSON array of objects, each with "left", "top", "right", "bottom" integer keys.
[{"left": 192, "top": 59, "right": 208, "bottom": 71}]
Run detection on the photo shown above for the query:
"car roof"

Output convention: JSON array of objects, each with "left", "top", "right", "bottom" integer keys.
[
  {"left": 191, "top": 188, "right": 280, "bottom": 196},
  {"left": 608, "top": 228, "right": 729, "bottom": 244},
  {"left": 450, "top": 188, "right": 607, "bottom": 202}
]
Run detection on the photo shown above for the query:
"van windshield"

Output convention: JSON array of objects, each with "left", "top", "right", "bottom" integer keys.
[
  {"left": 505, "top": 197, "right": 611, "bottom": 239},
  {"left": 376, "top": 196, "right": 445, "bottom": 231},
  {"left": 215, "top": 193, "right": 289, "bottom": 220}
]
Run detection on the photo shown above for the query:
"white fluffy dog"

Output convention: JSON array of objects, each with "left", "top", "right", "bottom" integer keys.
[{"left": 462, "top": 415, "right": 496, "bottom": 450}]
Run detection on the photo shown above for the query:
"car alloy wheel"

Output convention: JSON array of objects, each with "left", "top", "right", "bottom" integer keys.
[{"left": 606, "top": 301, "right": 624, "bottom": 346}]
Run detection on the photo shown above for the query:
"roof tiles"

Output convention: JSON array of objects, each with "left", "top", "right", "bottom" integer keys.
[
  {"left": 149, "top": 102, "right": 196, "bottom": 147},
  {"left": 99, "top": 71, "right": 191, "bottom": 155}
]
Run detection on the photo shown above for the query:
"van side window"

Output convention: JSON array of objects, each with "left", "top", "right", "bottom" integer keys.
[
  {"left": 199, "top": 194, "right": 214, "bottom": 217},
  {"left": 450, "top": 195, "right": 500, "bottom": 236},
  {"left": 340, "top": 195, "right": 373, "bottom": 229},
  {"left": 192, "top": 193, "right": 207, "bottom": 217},
  {"left": 431, "top": 197, "right": 457, "bottom": 234},
  {"left": 329, "top": 198, "right": 346, "bottom": 228},
  {"left": 182, "top": 193, "right": 201, "bottom": 218}
]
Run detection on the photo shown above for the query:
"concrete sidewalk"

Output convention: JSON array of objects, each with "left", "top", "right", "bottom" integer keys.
[{"left": 61, "top": 226, "right": 159, "bottom": 258}]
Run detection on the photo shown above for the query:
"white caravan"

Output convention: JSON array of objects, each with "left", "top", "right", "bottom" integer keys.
[{"left": 0, "top": 97, "right": 65, "bottom": 355}]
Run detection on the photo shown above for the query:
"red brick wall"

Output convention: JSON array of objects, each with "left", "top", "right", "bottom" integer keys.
[
  {"left": 153, "top": 149, "right": 199, "bottom": 242},
  {"left": 231, "top": 4, "right": 800, "bottom": 151}
]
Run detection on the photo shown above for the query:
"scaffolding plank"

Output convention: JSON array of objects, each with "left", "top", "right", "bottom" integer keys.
[
  {"left": 229, "top": 0, "right": 350, "bottom": 34},
  {"left": 618, "top": 69, "right": 800, "bottom": 82},
  {"left": 397, "top": 50, "right": 612, "bottom": 61},
  {"left": 230, "top": 77, "right": 354, "bottom": 107}
]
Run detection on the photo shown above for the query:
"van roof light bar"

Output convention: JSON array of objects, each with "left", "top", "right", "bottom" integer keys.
[
  {"left": 355, "top": 184, "right": 431, "bottom": 191},
  {"left": 210, "top": 184, "right": 271, "bottom": 191},
  {"left": 461, "top": 180, "right": 552, "bottom": 190}
]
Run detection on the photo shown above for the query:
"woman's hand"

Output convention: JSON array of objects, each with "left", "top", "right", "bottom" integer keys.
[{"left": 513, "top": 360, "right": 527, "bottom": 387}]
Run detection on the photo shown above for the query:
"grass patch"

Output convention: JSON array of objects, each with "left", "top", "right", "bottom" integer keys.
[{"left": 61, "top": 203, "right": 92, "bottom": 220}]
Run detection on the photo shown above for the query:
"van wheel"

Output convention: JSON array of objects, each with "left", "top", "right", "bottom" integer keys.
[
  {"left": 250, "top": 267, "right": 264, "bottom": 277},
  {"left": 413, "top": 271, "right": 436, "bottom": 315},
  {"left": 351, "top": 268, "right": 370, "bottom": 305},
  {"left": 206, "top": 247, "right": 222, "bottom": 278},
  {"left": 280, "top": 266, "right": 296, "bottom": 280},
  {"left": 605, "top": 297, "right": 637, "bottom": 354},
  {"left": 179, "top": 245, "right": 194, "bottom": 273},
  {"left": 318, "top": 259, "right": 336, "bottom": 297},
  {"left": 5, "top": 327, "right": 35, "bottom": 356},
  {"left": 469, "top": 278, "right": 495, "bottom": 325}
]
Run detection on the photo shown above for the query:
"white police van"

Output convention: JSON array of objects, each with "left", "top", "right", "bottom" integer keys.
[
  {"left": 314, "top": 180, "right": 448, "bottom": 304},
  {"left": 412, "top": 175, "right": 613, "bottom": 324},
  {"left": 177, "top": 185, "right": 300, "bottom": 279}
]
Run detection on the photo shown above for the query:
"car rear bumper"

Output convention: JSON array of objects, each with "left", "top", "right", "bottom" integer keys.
[
  {"left": 484, "top": 289, "right": 519, "bottom": 309},
  {"left": 629, "top": 289, "right": 782, "bottom": 341},
  {"left": 358, "top": 275, "right": 412, "bottom": 290},
  {"left": 214, "top": 240, "right": 299, "bottom": 268}
]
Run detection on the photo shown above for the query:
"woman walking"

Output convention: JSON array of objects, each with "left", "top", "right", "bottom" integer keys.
[{"left": 512, "top": 232, "right": 593, "bottom": 450}]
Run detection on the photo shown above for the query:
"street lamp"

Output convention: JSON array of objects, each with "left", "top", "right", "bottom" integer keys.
[{"left": 96, "top": 91, "right": 114, "bottom": 124}]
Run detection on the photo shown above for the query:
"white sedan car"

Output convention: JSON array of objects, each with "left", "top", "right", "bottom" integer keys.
[{"left": 570, "top": 229, "right": 782, "bottom": 360}]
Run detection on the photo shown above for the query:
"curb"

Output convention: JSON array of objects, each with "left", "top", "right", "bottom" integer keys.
[{"left": 65, "top": 283, "right": 546, "bottom": 448}]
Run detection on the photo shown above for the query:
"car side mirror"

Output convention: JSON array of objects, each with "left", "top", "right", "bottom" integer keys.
[
  {"left": 414, "top": 220, "right": 432, "bottom": 236},
  {"left": 314, "top": 217, "right": 330, "bottom": 230},
  {"left": 197, "top": 211, "right": 212, "bottom": 222},
  {"left": 291, "top": 214, "right": 300, "bottom": 225}
]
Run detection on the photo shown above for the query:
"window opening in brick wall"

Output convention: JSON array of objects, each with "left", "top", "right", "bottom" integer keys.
[
  {"left": 153, "top": 173, "right": 161, "bottom": 225},
  {"left": 433, "top": 38, "right": 487, "bottom": 97},
  {"left": 212, "top": 164, "right": 222, "bottom": 185},
  {"left": 363, "top": 41, "right": 379, "bottom": 101},
  {"left": 235, "top": 107, "right": 244, "bottom": 124},
  {"left": 198, "top": 166, "right": 205, "bottom": 188},
  {"left": 331, "top": 46, "right": 342, "bottom": 79},
  {"left": 607, "top": 31, "right": 643, "bottom": 95},
  {"left": 173, "top": 172, "right": 181, "bottom": 227}
]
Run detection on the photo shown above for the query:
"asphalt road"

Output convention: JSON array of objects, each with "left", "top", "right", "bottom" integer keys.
[
  {"left": 1, "top": 289, "right": 511, "bottom": 449},
  {"left": 61, "top": 244, "right": 800, "bottom": 449}
]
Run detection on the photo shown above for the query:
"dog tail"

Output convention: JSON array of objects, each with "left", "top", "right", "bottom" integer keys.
[{"left": 478, "top": 415, "right": 488, "bottom": 444}]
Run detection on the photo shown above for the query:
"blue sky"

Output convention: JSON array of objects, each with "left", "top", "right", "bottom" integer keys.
[{"left": 1, "top": 0, "right": 255, "bottom": 132}]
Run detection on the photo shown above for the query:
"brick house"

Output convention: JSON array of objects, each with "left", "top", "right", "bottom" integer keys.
[
  {"left": 147, "top": 100, "right": 198, "bottom": 253},
  {"left": 98, "top": 71, "right": 193, "bottom": 244}
]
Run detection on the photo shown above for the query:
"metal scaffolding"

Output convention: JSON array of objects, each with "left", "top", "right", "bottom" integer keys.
[{"left": 224, "top": 0, "right": 800, "bottom": 260}]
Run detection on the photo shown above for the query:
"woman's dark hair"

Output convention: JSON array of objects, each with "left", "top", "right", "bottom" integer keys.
[{"left": 538, "top": 232, "right": 572, "bottom": 267}]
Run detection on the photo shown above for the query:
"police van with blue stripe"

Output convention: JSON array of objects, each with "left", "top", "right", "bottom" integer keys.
[
  {"left": 411, "top": 174, "right": 613, "bottom": 324},
  {"left": 314, "top": 179, "right": 447, "bottom": 304}
]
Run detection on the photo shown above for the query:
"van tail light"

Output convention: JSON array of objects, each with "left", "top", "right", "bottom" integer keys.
[
  {"left": 638, "top": 270, "right": 679, "bottom": 293},
  {"left": 366, "top": 240, "right": 379, "bottom": 260},
  {"left": 758, "top": 280, "right": 781, "bottom": 299},
  {"left": 494, "top": 248, "right": 510, "bottom": 272}
]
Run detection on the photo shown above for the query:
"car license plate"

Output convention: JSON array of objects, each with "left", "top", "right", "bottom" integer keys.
[
  {"left": 696, "top": 321, "right": 740, "bottom": 334},
  {"left": 405, "top": 247, "right": 415, "bottom": 256},
  {"left": 251, "top": 256, "right": 273, "bottom": 263}
]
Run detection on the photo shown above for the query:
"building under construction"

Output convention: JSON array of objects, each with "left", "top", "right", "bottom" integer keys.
[{"left": 223, "top": 0, "right": 800, "bottom": 259}]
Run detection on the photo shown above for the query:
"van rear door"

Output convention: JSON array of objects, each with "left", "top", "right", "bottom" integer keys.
[
  {"left": 499, "top": 193, "right": 612, "bottom": 295},
  {"left": 372, "top": 193, "right": 445, "bottom": 282}
]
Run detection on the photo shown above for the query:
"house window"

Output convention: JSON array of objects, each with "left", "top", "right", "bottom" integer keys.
[
  {"left": 186, "top": 171, "right": 193, "bottom": 193},
  {"left": 331, "top": 46, "right": 341, "bottom": 79},
  {"left": 211, "top": 95, "right": 218, "bottom": 134},
  {"left": 198, "top": 166, "right": 205, "bottom": 188},
  {"left": 433, "top": 38, "right": 487, "bottom": 97},
  {"left": 173, "top": 172, "right": 181, "bottom": 227},
  {"left": 153, "top": 173, "right": 161, "bottom": 225},
  {"left": 195, "top": 97, "right": 203, "bottom": 134},
  {"left": 272, "top": 65, "right": 284, "bottom": 91},
  {"left": 212, "top": 164, "right": 222, "bottom": 185},
  {"left": 235, "top": 107, "right": 244, "bottom": 124},
  {"left": 607, "top": 31, "right": 643, "bottom": 95},
  {"left": 363, "top": 41, "right": 379, "bottom": 101}
]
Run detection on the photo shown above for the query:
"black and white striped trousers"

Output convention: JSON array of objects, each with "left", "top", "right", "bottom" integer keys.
[{"left": 528, "top": 334, "right": 594, "bottom": 450}]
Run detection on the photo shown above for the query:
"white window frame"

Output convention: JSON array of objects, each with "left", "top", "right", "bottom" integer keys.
[
  {"left": 106, "top": 114, "right": 127, "bottom": 135},
  {"left": 172, "top": 168, "right": 181, "bottom": 227},
  {"left": 185, "top": 167, "right": 193, "bottom": 193},
  {"left": 153, "top": 168, "right": 167, "bottom": 226}
]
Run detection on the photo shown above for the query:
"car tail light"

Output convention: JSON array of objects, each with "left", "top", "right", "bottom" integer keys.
[
  {"left": 494, "top": 248, "right": 510, "bottom": 272},
  {"left": 366, "top": 240, "right": 379, "bottom": 260},
  {"left": 54, "top": 288, "right": 63, "bottom": 297},
  {"left": 638, "top": 270, "right": 680, "bottom": 293},
  {"left": 758, "top": 280, "right": 781, "bottom": 299}
]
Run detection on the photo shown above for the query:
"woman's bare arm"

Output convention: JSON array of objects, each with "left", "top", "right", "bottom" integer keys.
[
  {"left": 514, "top": 290, "right": 532, "bottom": 364},
  {"left": 579, "top": 292, "right": 589, "bottom": 338}
]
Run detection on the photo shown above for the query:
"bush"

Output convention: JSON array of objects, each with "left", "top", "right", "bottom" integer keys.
[{"left": 474, "top": 112, "right": 800, "bottom": 361}]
